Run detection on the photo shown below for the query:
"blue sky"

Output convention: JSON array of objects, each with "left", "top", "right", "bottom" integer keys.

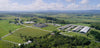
[{"left": 0, "top": 0, "right": 100, "bottom": 11}]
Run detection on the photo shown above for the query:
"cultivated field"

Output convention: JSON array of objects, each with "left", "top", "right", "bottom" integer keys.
[
  {"left": 0, "top": 20, "right": 23, "bottom": 37},
  {"left": 41, "top": 24, "right": 58, "bottom": 31},
  {"left": 3, "top": 27, "right": 50, "bottom": 43}
]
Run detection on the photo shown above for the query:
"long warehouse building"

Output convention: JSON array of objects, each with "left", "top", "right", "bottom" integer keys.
[
  {"left": 58, "top": 24, "right": 72, "bottom": 30},
  {"left": 72, "top": 26, "right": 83, "bottom": 32},
  {"left": 80, "top": 26, "right": 90, "bottom": 33},
  {"left": 65, "top": 25, "right": 77, "bottom": 31}
]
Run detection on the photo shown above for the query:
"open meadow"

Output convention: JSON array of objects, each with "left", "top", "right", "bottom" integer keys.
[
  {"left": 0, "top": 20, "right": 23, "bottom": 38},
  {"left": 3, "top": 27, "right": 50, "bottom": 43}
]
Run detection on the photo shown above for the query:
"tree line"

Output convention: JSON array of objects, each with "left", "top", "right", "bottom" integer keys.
[{"left": 14, "top": 31, "right": 91, "bottom": 48}]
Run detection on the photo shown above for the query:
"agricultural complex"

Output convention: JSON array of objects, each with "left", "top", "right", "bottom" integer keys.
[{"left": 0, "top": 11, "right": 100, "bottom": 48}]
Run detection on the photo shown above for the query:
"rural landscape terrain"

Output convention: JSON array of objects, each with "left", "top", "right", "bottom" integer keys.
[{"left": 0, "top": 10, "right": 100, "bottom": 48}]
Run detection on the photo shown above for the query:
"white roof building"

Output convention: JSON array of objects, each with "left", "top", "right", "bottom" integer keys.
[
  {"left": 24, "top": 21, "right": 34, "bottom": 24},
  {"left": 24, "top": 40, "right": 32, "bottom": 45},
  {"left": 18, "top": 43, "right": 21, "bottom": 46},
  {"left": 72, "top": 26, "right": 83, "bottom": 32},
  {"left": 80, "top": 26, "right": 90, "bottom": 33},
  {"left": 58, "top": 24, "right": 72, "bottom": 30}
]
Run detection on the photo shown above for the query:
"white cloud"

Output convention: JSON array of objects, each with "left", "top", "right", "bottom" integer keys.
[
  {"left": 0, "top": 0, "right": 99, "bottom": 11},
  {"left": 65, "top": 0, "right": 75, "bottom": 2},
  {"left": 80, "top": 0, "right": 88, "bottom": 4},
  {"left": 11, "top": 0, "right": 64, "bottom": 11},
  {"left": 66, "top": 3, "right": 79, "bottom": 9},
  {"left": 97, "top": 4, "right": 100, "bottom": 8}
]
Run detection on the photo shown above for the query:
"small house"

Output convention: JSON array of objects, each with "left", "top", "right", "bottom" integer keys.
[{"left": 24, "top": 21, "right": 35, "bottom": 24}]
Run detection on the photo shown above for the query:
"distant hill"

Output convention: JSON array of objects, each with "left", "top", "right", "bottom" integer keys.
[
  {"left": 0, "top": 10, "right": 100, "bottom": 14},
  {"left": 35, "top": 10, "right": 100, "bottom": 14}
]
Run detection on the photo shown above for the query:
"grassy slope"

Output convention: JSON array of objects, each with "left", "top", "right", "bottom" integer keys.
[
  {"left": 62, "top": 32, "right": 87, "bottom": 37},
  {"left": 3, "top": 27, "right": 49, "bottom": 43},
  {"left": 0, "top": 40, "right": 14, "bottom": 48},
  {"left": 24, "top": 23, "right": 33, "bottom": 26},
  {"left": 74, "top": 23, "right": 91, "bottom": 26},
  {"left": 42, "top": 24, "right": 58, "bottom": 31},
  {"left": 49, "top": 14, "right": 100, "bottom": 22},
  {"left": 0, "top": 20, "right": 23, "bottom": 37}
]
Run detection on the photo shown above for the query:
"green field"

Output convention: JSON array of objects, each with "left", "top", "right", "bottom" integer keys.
[
  {"left": 0, "top": 20, "right": 23, "bottom": 37},
  {"left": 62, "top": 32, "right": 87, "bottom": 37},
  {"left": 24, "top": 23, "right": 34, "bottom": 26},
  {"left": 74, "top": 23, "right": 91, "bottom": 26},
  {"left": 0, "top": 40, "right": 14, "bottom": 48},
  {"left": 41, "top": 24, "right": 58, "bottom": 31},
  {"left": 46, "top": 14, "right": 100, "bottom": 22},
  {"left": 24, "top": 24, "right": 58, "bottom": 31},
  {"left": 3, "top": 27, "right": 50, "bottom": 43}
]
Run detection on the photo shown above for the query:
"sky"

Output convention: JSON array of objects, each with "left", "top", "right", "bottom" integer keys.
[{"left": 0, "top": 0, "right": 100, "bottom": 11}]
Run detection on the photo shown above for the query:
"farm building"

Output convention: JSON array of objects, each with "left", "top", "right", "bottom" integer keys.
[
  {"left": 24, "top": 40, "right": 32, "bottom": 45},
  {"left": 24, "top": 21, "right": 35, "bottom": 24},
  {"left": 58, "top": 24, "right": 72, "bottom": 30},
  {"left": 54, "top": 24, "right": 61, "bottom": 27},
  {"left": 72, "top": 26, "right": 83, "bottom": 32},
  {"left": 80, "top": 26, "right": 90, "bottom": 33},
  {"left": 65, "top": 27, "right": 71, "bottom": 31},
  {"left": 58, "top": 24, "right": 90, "bottom": 33},
  {"left": 34, "top": 23, "right": 48, "bottom": 28},
  {"left": 65, "top": 25, "right": 77, "bottom": 31},
  {"left": 45, "top": 23, "right": 61, "bottom": 27}
]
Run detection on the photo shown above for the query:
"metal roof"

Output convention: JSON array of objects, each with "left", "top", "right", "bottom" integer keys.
[
  {"left": 59, "top": 24, "right": 72, "bottom": 30},
  {"left": 72, "top": 26, "right": 83, "bottom": 32},
  {"left": 80, "top": 26, "right": 90, "bottom": 33},
  {"left": 65, "top": 25, "right": 76, "bottom": 31}
]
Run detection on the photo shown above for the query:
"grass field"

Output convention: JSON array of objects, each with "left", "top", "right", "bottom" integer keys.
[
  {"left": 24, "top": 23, "right": 58, "bottom": 31},
  {"left": 41, "top": 24, "right": 58, "bottom": 31},
  {"left": 0, "top": 20, "right": 23, "bottom": 37},
  {"left": 48, "top": 14, "right": 100, "bottom": 22},
  {"left": 3, "top": 27, "right": 50, "bottom": 43},
  {"left": 24, "top": 23, "right": 33, "bottom": 26},
  {"left": 74, "top": 23, "right": 91, "bottom": 26},
  {"left": 62, "top": 32, "right": 87, "bottom": 37},
  {"left": 0, "top": 40, "right": 14, "bottom": 48}
]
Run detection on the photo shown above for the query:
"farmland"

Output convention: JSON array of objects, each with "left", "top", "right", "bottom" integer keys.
[
  {"left": 0, "top": 20, "right": 23, "bottom": 37},
  {"left": 42, "top": 24, "right": 58, "bottom": 31},
  {"left": 0, "top": 12, "right": 100, "bottom": 48},
  {"left": 3, "top": 27, "right": 50, "bottom": 43},
  {"left": 0, "top": 40, "right": 14, "bottom": 48}
]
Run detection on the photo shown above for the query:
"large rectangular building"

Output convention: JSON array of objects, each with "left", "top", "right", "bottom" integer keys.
[
  {"left": 65, "top": 25, "right": 77, "bottom": 31},
  {"left": 80, "top": 26, "right": 90, "bottom": 33},
  {"left": 72, "top": 26, "right": 83, "bottom": 32},
  {"left": 58, "top": 24, "right": 72, "bottom": 30}
]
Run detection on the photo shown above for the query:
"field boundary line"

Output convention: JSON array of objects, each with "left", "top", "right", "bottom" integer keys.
[
  {"left": 22, "top": 24, "right": 52, "bottom": 32},
  {"left": 1, "top": 27, "right": 27, "bottom": 39},
  {"left": 2, "top": 40, "right": 19, "bottom": 44}
]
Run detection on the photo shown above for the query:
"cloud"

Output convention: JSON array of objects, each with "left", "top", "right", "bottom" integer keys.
[
  {"left": 65, "top": 0, "right": 75, "bottom": 2},
  {"left": 97, "top": 4, "right": 100, "bottom": 8},
  {"left": 80, "top": 0, "right": 88, "bottom": 4},
  {"left": 7, "top": 0, "right": 64, "bottom": 11},
  {"left": 0, "top": 0, "right": 99, "bottom": 11},
  {"left": 66, "top": 3, "right": 79, "bottom": 9}
]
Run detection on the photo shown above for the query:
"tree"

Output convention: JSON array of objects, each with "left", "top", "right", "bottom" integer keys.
[{"left": 9, "top": 30, "right": 12, "bottom": 34}]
